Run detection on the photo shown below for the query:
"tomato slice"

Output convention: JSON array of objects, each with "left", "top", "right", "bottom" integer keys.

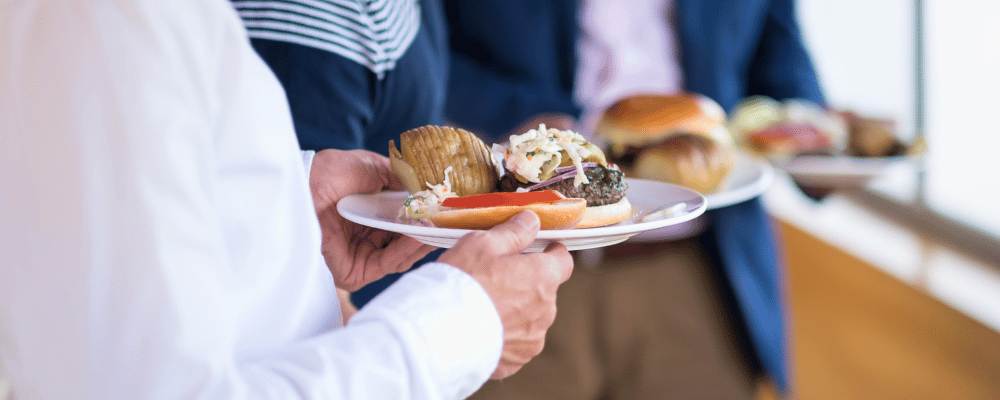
[{"left": 441, "top": 190, "right": 564, "bottom": 209}]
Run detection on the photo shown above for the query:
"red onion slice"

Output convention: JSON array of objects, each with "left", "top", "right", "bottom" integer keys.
[
  {"left": 525, "top": 172, "right": 575, "bottom": 191},
  {"left": 553, "top": 162, "right": 598, "bottom": 174}
]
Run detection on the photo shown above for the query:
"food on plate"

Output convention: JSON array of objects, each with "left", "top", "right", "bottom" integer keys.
[
  {"left": 593, "top": 93, "right": 735, "bottom": 194},
  {"left": 744, "top": 122, "right": 833, "bottom": 156},
  {"left": 389, "top": 125, "right": 499, "bottom": 197},
  {"left": 390, "top": 125, "right": 608, "bottom": 230},
  {"left": 398, "top": 164, "right": 587, "bottom": 229},
  {"left": 421, "top": 189, "right": 586, "bottom": 230},
  {"left": 729, "top": 97, "right": 847, "bottom": 158},
  {"left": 841, "top": 112, "right": 907, "bottom": 157},
  {"left": 633, "top": 133, "right": 734, "bottom": 195},
  {"left": 729, "top": 96, "right": 919, "bottom": 160},
  {"left": 493, "top": 124, "right": 632, "bottom": 228}
]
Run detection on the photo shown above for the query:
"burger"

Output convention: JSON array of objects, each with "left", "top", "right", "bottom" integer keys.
[
  {"left": 492, "top": 124, "right": 632, "bottom": 229},
  {"left": 594, "top": 93, "right": 736, "bottom": 194},
  {"left": 389, "top": 125, "right": 628, "bottom": 230},
  {"left": 728, "top": 96, "right": 843, "bottom": 159}
]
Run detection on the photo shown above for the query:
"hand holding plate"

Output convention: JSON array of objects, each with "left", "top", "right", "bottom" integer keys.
[
  {"left": 438, "top": 211, "right": 573, "bottom": 379},
  {"left": 310, "top": 149, "right": 436, "bottom": 291}
]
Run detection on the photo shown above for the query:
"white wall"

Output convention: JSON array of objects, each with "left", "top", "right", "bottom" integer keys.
[{"left": 922, "top": 0, "right": 1000, "bottom": 237}]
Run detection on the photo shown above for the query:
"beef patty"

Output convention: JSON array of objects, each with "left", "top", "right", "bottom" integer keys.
[{"left": 499, "top": 165, "right": 627, "bottom": 207}]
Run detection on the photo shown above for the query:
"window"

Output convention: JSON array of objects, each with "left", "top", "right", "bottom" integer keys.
[{"left": 798, "top": 0, "right": 1000, "bottom": 244}]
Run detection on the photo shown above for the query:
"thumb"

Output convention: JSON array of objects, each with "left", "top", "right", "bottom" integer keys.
[{"left": 486, "top": 210, "right": 541, "bottom": 254}]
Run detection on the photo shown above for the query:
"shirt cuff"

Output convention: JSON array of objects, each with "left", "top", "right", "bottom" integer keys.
[
  {"left": 353, "top": 262, "right": 502, "bottom": 399},
  {"left": 301, "top": 150, "right": 316, "bottom": 176}
]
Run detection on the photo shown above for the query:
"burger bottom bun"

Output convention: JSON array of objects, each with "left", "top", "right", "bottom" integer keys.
[
  {"left": 429, "top": 199, "right": 587, "bottom": 230},
  {"left": 632, "top": 134, "right": 734, "bottom": 195},
  {"left": 575, "top": 197, "right": 633, "bottom": 229}
]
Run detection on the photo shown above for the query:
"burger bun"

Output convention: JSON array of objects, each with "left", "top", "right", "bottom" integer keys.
[
  {"left": 575, "top": 197, "right": 633, "bottom": 229},
  {"left": 632, "top": 134, "right": 734, "bottom": 194},
  {"left": 429, "top": 198, "right": 587, "bottom": 230}
]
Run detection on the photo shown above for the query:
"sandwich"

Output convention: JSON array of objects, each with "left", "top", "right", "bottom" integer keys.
[
  {"left": 492, "top": 124, "right": 632, "bottom": 229},
  {"left": 594, "top": 93, "right": 735, "bottom": 194},
  {"left": 390, "top": 125, "right": 587, "bottom": 230},
  {"left": 389, "top": 125, "right": 631, "bottom": 230}
]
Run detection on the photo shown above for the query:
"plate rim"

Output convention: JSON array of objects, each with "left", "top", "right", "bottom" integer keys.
[
  {"left": 704, "top": 152, "right": 774, "bottom": 209},
  {"left": 337, "top": 178, "right": 708, "bottom": 240}
]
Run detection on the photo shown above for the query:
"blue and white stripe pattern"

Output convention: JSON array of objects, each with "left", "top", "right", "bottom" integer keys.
[{"left": 232, "top": 0, "right": 421, "bottom": 77}]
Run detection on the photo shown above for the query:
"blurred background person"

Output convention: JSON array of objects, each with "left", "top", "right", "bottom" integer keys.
[
  {"left": 230, "top": 0, "right": 452, "bottom": 306},
  {"left": 445, "top": 0, "right": 824, "bottom": 398}
]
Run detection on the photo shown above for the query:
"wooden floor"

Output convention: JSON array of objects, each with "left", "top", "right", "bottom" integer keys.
[{"left": 777, "top": 220, "right": 1000, "bottom": 399}]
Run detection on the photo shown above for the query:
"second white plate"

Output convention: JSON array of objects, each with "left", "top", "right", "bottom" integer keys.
[
  {"left": 781, "top": 154, "right": 916, "bottom": 187},
  {"left": 629, "top": 152, "right": 774, "bottom": 242}
]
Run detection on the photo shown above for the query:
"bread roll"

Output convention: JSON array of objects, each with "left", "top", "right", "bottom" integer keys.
[
  {"left": 429, "top": 198, "right": 587, "bottom": 230},
  {"left": 574, "top": 197, "right": 633, "bottom": 229},
  {"left": 633, "top": 134, "right": 734, "bottom": 194},
  {"left": 596, "top": 93, "right": 731, "bottom": 156}
]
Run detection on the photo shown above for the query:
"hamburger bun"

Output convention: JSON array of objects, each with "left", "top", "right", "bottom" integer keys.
[
  {"left": 429, "top": 198, "right": 587, "bottom": 230},
  {"left": 596, "top": 93, "right": 731, "bottom": 155},
  {"left": 575, "top": 197, "right": 633, "bottom": 229},
  {"left": 633, "top": 134, "right": 734, "bottom": 194}
]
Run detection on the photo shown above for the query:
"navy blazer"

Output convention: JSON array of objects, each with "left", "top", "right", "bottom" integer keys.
[{"left": 445, "top": 0, "right": 824, "bottom": 392}]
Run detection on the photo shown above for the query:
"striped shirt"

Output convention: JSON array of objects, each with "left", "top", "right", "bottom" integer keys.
[{"left": 232, "top": 0, "right": 421, "bottom": 77}]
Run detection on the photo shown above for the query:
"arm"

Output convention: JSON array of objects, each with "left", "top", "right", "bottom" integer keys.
[{"left": 0, "top": 2, "right": 499, "bottom": 398}]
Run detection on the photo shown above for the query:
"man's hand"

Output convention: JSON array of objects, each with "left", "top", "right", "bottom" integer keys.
[
  {"left": 438, "top": 211, "right": 574, "bottom": 379},
  {"left": 310, "top": 149, "right": 436, "bottom": 291}
]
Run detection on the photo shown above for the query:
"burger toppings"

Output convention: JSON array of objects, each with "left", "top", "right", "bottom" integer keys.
[
  {"left": 402, "top": 166, "right": 458, "bottom": 218},
  {"left": 500, "top": 164, "right": 627, "bottom": 207},
  {"left": 389, "top": 124, "right": 632, "bottom": 230},
  {"left": 492, "top": 124, "right": 604, "bottom": 187}
]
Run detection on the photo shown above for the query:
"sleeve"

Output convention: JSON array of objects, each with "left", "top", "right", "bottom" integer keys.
[
  {"left": 239, "top": 263, "right": 503, "bottom": 400},
  {"left": 249, "top": 39, "right": 375, "bottom": 152},
  {"left": 302, "top": 150, "right": 317, "bottom": 175},
  {"left": 746, "top": 0, "right": 826, "bottom": 105},
  {"left": 0, "top": 2, "right": 500, "bottom": 399}
]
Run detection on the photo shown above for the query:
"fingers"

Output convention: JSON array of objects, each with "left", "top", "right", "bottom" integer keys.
[
  {"left": 354, "top": 150, "right": 398, "bottom": 193},
  {"left": 379, "top": 235, "right": 435, "bottom": 274},
  {"left": 315, "top": 149, "right": 398, "bottom": 197},
  {"left": 484, "top": 210, "right": 540, "bottom": 255},
  {"left": 542, "top": 242, "right": 573, "bottom": 283},
  {"left": 491, "top": 362, "right": 524, "bottom": 380},
  {"left": 361, "top": 150, "right": 404, "bottom": 191},
  {"left": 492, "top": 336, "right": 548, "bottom": 379}
]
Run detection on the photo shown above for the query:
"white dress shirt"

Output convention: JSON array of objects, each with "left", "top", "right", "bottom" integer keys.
[
  {"left": 0, "top": 1, "right": 501, "bottom": 399},
  {"left": 575, "top": 0, "right": 707, "bottom": 241},
  {"left": 575, "top": 0, "right": 684, "bottom": 131}
]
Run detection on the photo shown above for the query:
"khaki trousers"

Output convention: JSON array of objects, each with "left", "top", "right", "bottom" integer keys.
[{"left": 471, "top": 238, "right": 759, "bottom": 400}]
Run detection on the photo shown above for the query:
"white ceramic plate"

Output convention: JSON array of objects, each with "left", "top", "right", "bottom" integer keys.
[
  {"left": 705, "top": 152, "right": 774, "bottom": 210},
  {"left": 781, "top": 154, "right": 915, "bottom": 188},
  {"left": 628, "top": 152, "right": 774, "bottom": 243},
  {"left": 337, "top": 179, "right": 707, "bottom": 252}
]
